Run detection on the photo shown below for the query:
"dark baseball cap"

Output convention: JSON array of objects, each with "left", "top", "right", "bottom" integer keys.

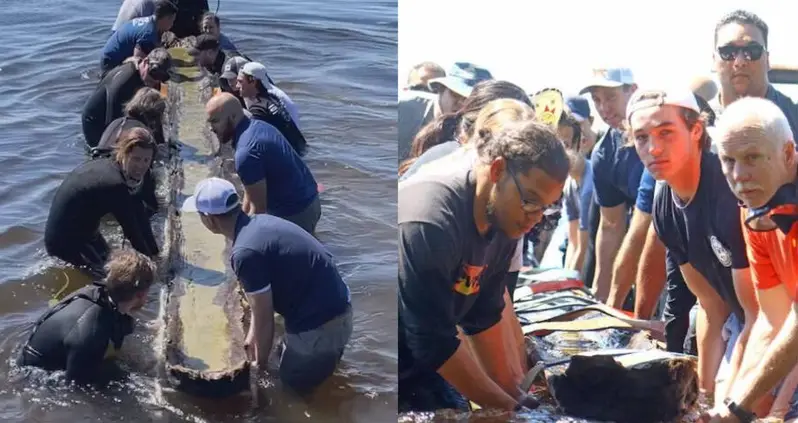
[
  {"left": 188, "top": 34, "right": 220, "bottom": 56},
  {"left": 220, "top": 56, "right": 250, "bottom": 79},
  {"left": 565, "top": 95, "right": 591, "bottom": 122}
]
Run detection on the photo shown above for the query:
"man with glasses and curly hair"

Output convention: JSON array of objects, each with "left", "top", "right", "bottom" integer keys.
[{"left": 398, "top": 119, "right": 568, "bottom": 413}]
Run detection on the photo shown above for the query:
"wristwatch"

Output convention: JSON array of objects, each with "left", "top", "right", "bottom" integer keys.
[{"left": 723, "top": 398, "right": 756, "bottom": 423}]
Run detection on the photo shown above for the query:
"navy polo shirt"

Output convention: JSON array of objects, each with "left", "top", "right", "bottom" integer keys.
[
  {"left": 230, "top": 214, "right": 351, "bottom": 334},
  {"left": 652, "top": 150, "right": 748, "bottom": 319},
  {"left": 590, "top": 128, "right": 645, "bottom": 209},
  {"left": 233, "top": 118, "right": 318, "bottom": 217},
  {"left": 101, "top": 16, "right": 159, "bottom": 70}
]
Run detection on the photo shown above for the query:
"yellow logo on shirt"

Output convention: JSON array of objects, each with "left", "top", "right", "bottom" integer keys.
[{"left": 454, "top": 264, "right": 485, "bottom": 296}]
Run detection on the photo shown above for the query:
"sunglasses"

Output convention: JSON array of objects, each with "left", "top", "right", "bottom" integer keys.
[
  {"left": 742, "top": 183, "right": 798, "bottom": 233},
  {"left": 717, "top": 42, "right": 765, "bottom": 62},
  {"left": 506, "top": 165, "right": 561, "bottom": 215}
]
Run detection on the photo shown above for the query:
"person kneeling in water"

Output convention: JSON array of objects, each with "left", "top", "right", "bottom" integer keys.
[
  {"left": 181, "top": 177, "right": 352, "bottom": 395},
  {"left": 45, "top": 128, "right": 160, "bottom": 276},
  {"left": 92, "top": 88, "right": 166, "bottom": 216},
  {"left": 20, "top": 250, "right": 156, "bottom": 383}
]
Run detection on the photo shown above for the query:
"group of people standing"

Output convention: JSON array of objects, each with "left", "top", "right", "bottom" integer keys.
[
  {"left": 20, "top": 0, "right": 352, "bottom": 398},
  {"left": 398, "top": 9, "right": 798, "bottom": 423}
]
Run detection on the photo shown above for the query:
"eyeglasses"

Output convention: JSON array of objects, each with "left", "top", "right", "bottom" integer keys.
[
  {"left": 506, "top": 165, "right": 561, "bottom": 215},
  {"left": 717, "top": 42, "right": 766, "bottom": 62}
]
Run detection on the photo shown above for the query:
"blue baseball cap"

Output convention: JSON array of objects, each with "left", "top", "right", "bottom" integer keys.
[
  {"left": 578, "top": 67, "right": 635, "bottom": 95},
  {"left": 181, "top": 177, "right": 240, "bottom": 215},
  {"left": 565, "top": 95, "right": 592, "bottom": 122},
  {"left": 428, "top": 62, "right": 493, "bottom": 98}
]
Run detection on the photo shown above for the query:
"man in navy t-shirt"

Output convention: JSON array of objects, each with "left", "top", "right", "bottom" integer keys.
[
  {"left": 181, "top": 177, "right": 352, "bottom": 394},
  {"left": 628, "top": 87, "right": 756, "bottom": 401},
  {"left": 205, "top": 93, "right": 321, "bottom": 234},
  {"left": 100, "top": 0, "right": 177, "bottom": 76},
  {"left": 578, "top": 67, "right": 644, "bottom": 303}
]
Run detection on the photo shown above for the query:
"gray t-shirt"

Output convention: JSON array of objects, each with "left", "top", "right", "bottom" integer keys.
[
  {"left": 398, "top": 90, "right": 436, "bottom": 163},
  {"left": 111, "top": 0, "right": 155, "bottom": 32},
  {"left": 398, "top": 164, "right": 515, "bottom": 376}
]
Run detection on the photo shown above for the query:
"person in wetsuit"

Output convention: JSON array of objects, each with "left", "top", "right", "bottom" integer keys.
[
  {"left": 219, "top": 55, "right": 250, "bottom": 104},
  {"left": 188, "top": 34, "right": 232, "bottom": 75},
  {"left": 21, "top": 250, "right": 156, "bottom": 383},
  {"left": 199, "top": 11, "right": 238, "bottom": 52},
  {"left": 237, "top": 62, "right": 307, "bottom": 156},
  {"left": 92, "top": 90, "right": 166, "bottom": 216},
  {"left": 45, "top": 129, "right": 160, "bottom": 275},
  {"left": 100, "top": 0, "right": 177, "bottom": 76},
  {"left": 82, "top": 48, "right": 172, "bottom": 149}
]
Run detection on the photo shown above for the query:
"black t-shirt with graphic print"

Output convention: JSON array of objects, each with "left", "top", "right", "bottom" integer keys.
[
  {"left": 398, "top": 164, "right": 515, "bottom": 380},
  {"left": 652, "top": 150, "right": 748, "bottom": 320}
]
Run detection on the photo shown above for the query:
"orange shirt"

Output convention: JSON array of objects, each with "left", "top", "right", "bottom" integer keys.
[{"left": 741, "top": 209, "right": 798, "bottom": 300}]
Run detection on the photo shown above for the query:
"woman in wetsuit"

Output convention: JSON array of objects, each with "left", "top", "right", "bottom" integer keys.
[
  {"left": 45, "top": 128, "right": 159, "bottom": 276},
  {"left": 92, "top": 88, "right": 166, "bottom": 216},
  {"left": 21, "top": 250, "right": 156, "bottom": 383}
]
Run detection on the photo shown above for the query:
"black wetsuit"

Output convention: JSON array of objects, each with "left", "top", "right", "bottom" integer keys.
[
  {"left": 82, "top": 63, "right": 145, "bottom": 148},
  {"left": 249, "top": 94, "right": 308, "bottom": 157},
  {"left": 44, "top": 158, "right": 159, "bottom": 273},
  {"left": 170, "top": 0, "right": 209, "bottom": 38},
  {"left": 21, "top": 283, "right": 134, "bottom": 383},
  {"left": 91, "top": 117, "right": 160, "bottom": 217}
]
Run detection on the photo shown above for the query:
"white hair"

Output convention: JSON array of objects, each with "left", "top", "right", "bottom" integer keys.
[{"left": 715, "top": 97, "right": 794, "bottom": 147}]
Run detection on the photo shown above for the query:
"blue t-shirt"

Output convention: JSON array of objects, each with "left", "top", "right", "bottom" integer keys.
[
  {"left": 635, "top": 169, "right": 657, "bottom": 214},
  {"left": 230, "top": 214, "right": 351, "bottom": 333},
  {"left": 652, "top": 150, "right": 748, "bottom": 320},
  {"left": 590, "top": 128, "right": 645, "bottom": 208},
  {"left": 563, "top": 161, "right": 594, "bottom": 231},
  {"left": 233, "top": 118, "right": 318, "bottom": 217},
  {"left": 102, "top": 16, "right": 158, "bottom": 69}
]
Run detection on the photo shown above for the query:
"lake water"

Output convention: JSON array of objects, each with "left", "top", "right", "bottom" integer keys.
[{"left": 0, "top": 0, "right": 397, "bottom": 422}]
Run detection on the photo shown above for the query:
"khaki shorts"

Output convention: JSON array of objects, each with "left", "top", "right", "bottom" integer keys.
[
  {"left": 279, "top": 305, "right": 353, "bottom": 394},
  {"left": 282, "top": 196, "right": 322, "bottom": 235}
]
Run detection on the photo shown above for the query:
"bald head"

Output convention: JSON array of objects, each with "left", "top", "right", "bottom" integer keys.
[
  {"left": 206, "top": 93, "right": 246, "bottom": 144},
  {"left": 206, "top": 92, "right": 243, "bottom": 118}
]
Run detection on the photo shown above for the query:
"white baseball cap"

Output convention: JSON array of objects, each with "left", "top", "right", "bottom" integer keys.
[
  {"left": 240, "top": 62, "right": 269, "bottom": 83},
  {"left": 626, "top": 87, "right": 701, "bottom": 122},
  {"left": 578, "top": 67, "right": 636, "bottom": 95},
  {"left": 181, "top": 177, "right": 240, "bottom": 215}
]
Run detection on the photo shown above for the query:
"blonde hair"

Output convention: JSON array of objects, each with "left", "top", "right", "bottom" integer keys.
[{"left": 469, "top": 99, "right": 536, "bottom": 146}]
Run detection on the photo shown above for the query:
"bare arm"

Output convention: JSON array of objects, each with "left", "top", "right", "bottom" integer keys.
[
  {"left": 592, "top": 204, "right": 628, "bottom": 303},
  {"left": 714, "top": 268, "right": 758, "bottom": 405},
  {"left": 247, "top": 290, "right": 276, "bottom": 365},
  {"left": 680, "top": 263, "right": 730, "bottom": 394},
  {"left": 731, "top": 302, "right": 798, "bottom": 414},
  {"left": 469, "top": 318, "right": 526, "bottom": 403},
  {"left": 564, "top": 221, "right": 578, "bottom": 270},
  {"left": 634, "top": 224, "right": 667, "bottom": 319},
  {"left": 243, "top": 180, "right": 268, "bottom": 215},
  {"left": 438, "top": 331, "right": 519, "bottom": 411},
  {"left": 606, "top": 209, "right": 650, "bottom": 309}
]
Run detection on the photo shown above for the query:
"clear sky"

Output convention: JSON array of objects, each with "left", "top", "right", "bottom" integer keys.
[{"left": 398, "top": 0, "right": 798, "bottom": 96}]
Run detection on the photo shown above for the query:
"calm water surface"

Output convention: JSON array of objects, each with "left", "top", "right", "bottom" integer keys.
[{"left": 0, "top": 0, "right": 397, "bottom": 422}]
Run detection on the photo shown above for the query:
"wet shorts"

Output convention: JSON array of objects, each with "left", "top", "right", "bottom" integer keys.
[{"left": 279, "top": 305, "right": 352, "bottom": 395}]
